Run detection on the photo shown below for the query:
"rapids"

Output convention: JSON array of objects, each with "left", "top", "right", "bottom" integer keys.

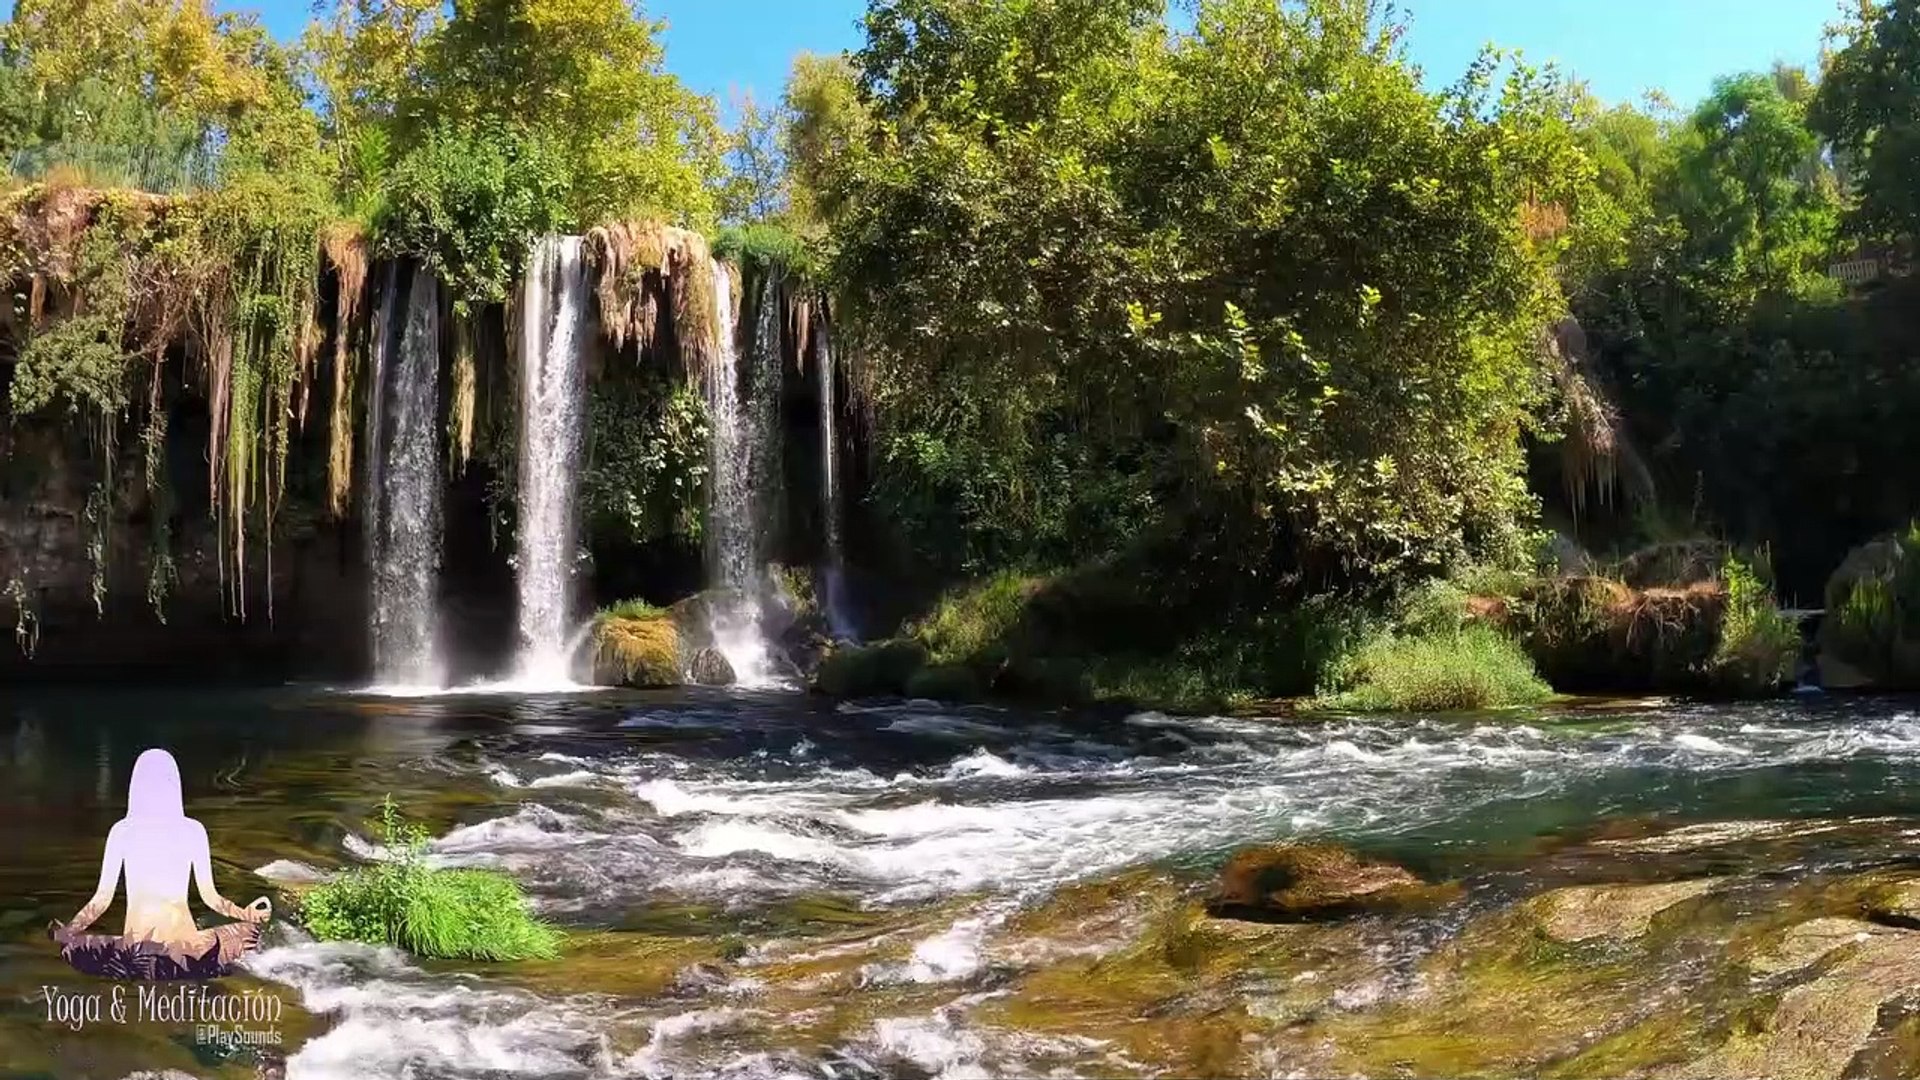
[{"left": 6, "top": 689, "right": 1920, "bottom": 1078}]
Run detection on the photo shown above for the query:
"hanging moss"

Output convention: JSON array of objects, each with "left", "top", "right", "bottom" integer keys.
[
  {"left": 585, "top": 220, "right": 716, "bottom": 382},
  {"left": 323, "top": 223, "right": 370, "bottom": 519},
  {"left": 1, "top": 178, "right": 331, "bottom": 619},
  {"left": 449, "top": 311, "right": 477, "bottom": 472}
]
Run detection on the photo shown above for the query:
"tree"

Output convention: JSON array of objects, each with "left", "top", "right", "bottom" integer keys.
[
  {"left": 411, "top": 0, "right": 725, "bottom": 227},
  {"left": 825, "top": 0, "right": 1586, "bottom": 582},
  {"left": 1813, "top": 0, "right": 1920, "bottom": 245},
  {"left": 718, "top": 92, "right": 788, "bottom": 224}
]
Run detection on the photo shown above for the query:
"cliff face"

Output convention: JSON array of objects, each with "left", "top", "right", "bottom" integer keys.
[{"left": 0, "top": 418, "right": 368, "bottom": 682}]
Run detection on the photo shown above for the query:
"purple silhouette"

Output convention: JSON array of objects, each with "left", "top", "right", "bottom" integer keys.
[{"left": 50, "top": 748, "right": 270, "bottom": 980}]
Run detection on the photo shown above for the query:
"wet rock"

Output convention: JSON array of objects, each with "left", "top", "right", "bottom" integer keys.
[
  {"left": 1749, "top": 917, "right": 1886, "bottom": 977},
  {"left": 1205, "top": 843, "right": 1458, "bottom": 922},
  {"left": 1529, "top": 878, "right": 1723, "bottom": 943},
  {"left": 1668, "top": 930, "right": 1920, "bottom": 1080},
  {"left": 1866, "top": 878, "right": 1920, "bottom": 929},
  {"left": 689, "top": 647, "right": 735, "bottom": 687}
]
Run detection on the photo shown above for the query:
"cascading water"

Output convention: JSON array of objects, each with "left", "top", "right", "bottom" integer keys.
[
  {"left": 364, "top": 265, "right": 445, "bottom": 687},
  {"left": 703, "top": 260, "right": 782, "bottom": 686},
  {"left": 816, "top": 322, "right": 853, "bottom": 639},
  {"left": 512, "top": 237, "right": 589, "bottom": 683}
]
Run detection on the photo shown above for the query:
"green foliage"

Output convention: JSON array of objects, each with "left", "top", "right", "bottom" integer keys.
[
  {"left": 829, "top": 0, "right": 1576, "bottom": 586},
  {"left": 1821, "top": 525, "right": 1920, "bottom": 685},
  {"left": 1707, "top": 553, "right": 1799, "bottom": 695},
  {"left": 378, "top": 122, "right": 571, "bottom": 309},
  {"left": 1812, "top": 0, "right": 1920, "bottom": 244},
  {"left": 411, "top": 0, "right": 724, "bottom": 227},
  {"left": 582, "top": 379, "right": 708, "bottom": 549},
  {"left": 711, "top": 223, "right": 816, "bottom": 279},
  {"left": 301, "top": 796, "right": 561, "bottom": 962},
  {"left": 1316, "top": 624, "right": 1553, "bottom": 713},
  {"left": 813, "top": 639, "right": 931, "bottom": 698},
  {"left": 596, "top": 597, "right": 666, "bottom": 621}
]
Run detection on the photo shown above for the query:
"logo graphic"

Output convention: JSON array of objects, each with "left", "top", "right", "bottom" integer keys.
[{"left": 48, "top": 748, "right": 271, "bottom": 980}]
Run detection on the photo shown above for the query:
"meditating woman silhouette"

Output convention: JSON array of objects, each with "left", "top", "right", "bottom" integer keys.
[{"left": 50, "top": 748, "right": 270, "bottom": 980}]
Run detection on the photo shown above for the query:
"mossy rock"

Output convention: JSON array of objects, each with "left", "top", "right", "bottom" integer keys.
[
  {"left": 812, "top": 639, "right": 928, "bottom": 697},
  {"left": 1819, "top": 533, "right": 1920, "bottom": 688},
  {"left": 1205, "top": 842, "right": 1460, "bottom": 922},
  {"left": 688, "top": 646, "right": 735, "bottom": 686},
  {"left": 1526, "top": 878, "right": 1723, "bottom": 944},
  {"left": 591, "top": 612, "right": 681, "bottom": 687},
  {"left": 903, "top": 662, "right": 984, "bottom": 703},
  {"left": 1511, "top": 575, "right": 1727, "bottom": 693}
]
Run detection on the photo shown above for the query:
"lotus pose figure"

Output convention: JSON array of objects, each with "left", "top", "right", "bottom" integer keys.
[{"left": 49, "top": 748, "right": 270, "bottom": 980}]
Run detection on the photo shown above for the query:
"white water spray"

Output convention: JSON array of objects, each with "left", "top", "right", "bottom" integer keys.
[
  {"left": 513, "top": 237, "right": 590, "bottom": 683},
  {"left": 816, "top": 321, "right": 853, "bottom": 639},
  {"left": 364, "top": 265, "right": 444, "bottom": 688},
  {"left": 704, "top": 261, "right": 782, "bottom": 686}
]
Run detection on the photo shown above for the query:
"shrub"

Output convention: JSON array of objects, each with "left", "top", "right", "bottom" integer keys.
[
  {"left": 912, "top": 571, "right": 1043, "bottom": 665},
  {"left": 1316, "top": 624, "right": 1553, "bottom": 712},
  {"left": 301, "top": 797, "right": 561, "bottom": 962},
  {"left": 1707, "top": 554, "right": 1799, "bottom": 695}
]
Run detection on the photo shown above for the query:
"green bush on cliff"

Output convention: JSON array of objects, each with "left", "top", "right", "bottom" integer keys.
[
  {"left": 301, "top": 797, "right": 560, "bottom": 962},
  {"left": 1316, "top": 625, "right": 1552, "bottom": 712}
]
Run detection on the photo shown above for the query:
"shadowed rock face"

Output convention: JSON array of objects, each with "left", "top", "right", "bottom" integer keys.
[
  {"left": 1205, "top": 843, "right": 1461, "bottom": 922},
  {"left": 688, "top": 646, "right": 735, "bottom": 686}
]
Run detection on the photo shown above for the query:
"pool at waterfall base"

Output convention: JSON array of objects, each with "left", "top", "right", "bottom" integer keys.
[{"left": 7, "top": 688, "right": 1920, "bottom": 1078}]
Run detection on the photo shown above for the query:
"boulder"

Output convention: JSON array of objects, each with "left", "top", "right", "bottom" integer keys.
[
  {"left": 591, "top": 613, "right": 680, "bottom": 688},
  {"left": 1205, "top": 843, "right": 1458, "bottom": 922},
  {"left": 812, "top": 639, "right": 929, "bottom": 698},
  {"left": 688, "top": 647, "right": 735, "bottom": 687}
]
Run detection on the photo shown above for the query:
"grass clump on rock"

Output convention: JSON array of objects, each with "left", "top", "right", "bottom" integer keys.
[
  {"left": 1316, "top": 623, "right": 1552, "bottom": 712},
  {"left": 590, "top": 599, "right": 680, "bottom": 687},
  {"left": 301, "top": 797, "right": 561, "bottom": 962}
]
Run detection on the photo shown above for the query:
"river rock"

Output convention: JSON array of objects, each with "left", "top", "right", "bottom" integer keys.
[
  {"left": 1865, "top": 878, "right": 1920, "bottom": 929},
  {"left": 590, "top": 613, "right": 680, "bottom": 688},
  {"left": 689, "top": 647, "right": 735, "bottom": 687},
  {"left": 1748, "top": 917, "right": 1886, "bottom": 977},
  {"left": 1529, "top": 878, "right": 1723, "bottom": 943},
  {"left": 1667, "top": 929, "right": 1920, "bottom": 1080},
  {"left": 1205, "top": 843, "right": 1457, "bottom": 922}
]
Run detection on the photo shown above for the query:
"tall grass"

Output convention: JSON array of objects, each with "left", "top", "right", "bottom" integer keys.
[
  {"left": 300, "top": 797, "right": 561, "bottom": 962},
  {"left": 1707, "top": 553, "right": 1799, "bottom": 695},
  {"left": 1316, "top": 624, "right": 1552, "bottom": 712}
]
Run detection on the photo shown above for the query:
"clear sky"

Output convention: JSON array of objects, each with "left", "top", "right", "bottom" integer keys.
[{"left": 7, "top": 0, "right": 1840, "bottom": 115}]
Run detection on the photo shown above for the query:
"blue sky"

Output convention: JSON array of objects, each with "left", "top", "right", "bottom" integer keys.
[{"left": 8, "top": 1, "right": 1838, "bottom": 115}]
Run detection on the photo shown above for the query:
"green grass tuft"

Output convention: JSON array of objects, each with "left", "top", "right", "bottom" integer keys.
[
  {"left": 597, "top": 597, "right": 667, "bottom": 621},
  {"left": 1707, "top": 553, "right": 1799, "bottom": 695},
  {"left": 300, "top": 797, "right": 561, "bottom": 962},
  {"left": 1316, "top": 624, "right": 1553, "bottom": 712}
]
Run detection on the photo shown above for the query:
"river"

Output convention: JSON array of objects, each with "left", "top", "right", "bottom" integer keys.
[{"left": 5, "top": 687, "right": 1920, "bottom": 1078}]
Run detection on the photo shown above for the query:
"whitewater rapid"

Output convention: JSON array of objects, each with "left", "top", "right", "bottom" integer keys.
[{"left": 245, "top": 696, "right": 1920, "bottom": 1079}]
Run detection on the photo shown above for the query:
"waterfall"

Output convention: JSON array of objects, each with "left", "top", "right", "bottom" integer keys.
[
  {"left": 816, "top": 322, "right": 852, "bottom": 639},
  {"left": 704, "top": 260, "right": 782, "bottom": 686},
  {"left": 512, "top": 236, "right": 589, "bottom": 682},
  {"left": 365, "top": 265, "right": 444, "bottom": 687}
]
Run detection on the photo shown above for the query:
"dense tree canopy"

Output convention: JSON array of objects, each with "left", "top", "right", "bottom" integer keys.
[{"left": 3, "top": 0, "right": 1919, "bottom": 640}]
